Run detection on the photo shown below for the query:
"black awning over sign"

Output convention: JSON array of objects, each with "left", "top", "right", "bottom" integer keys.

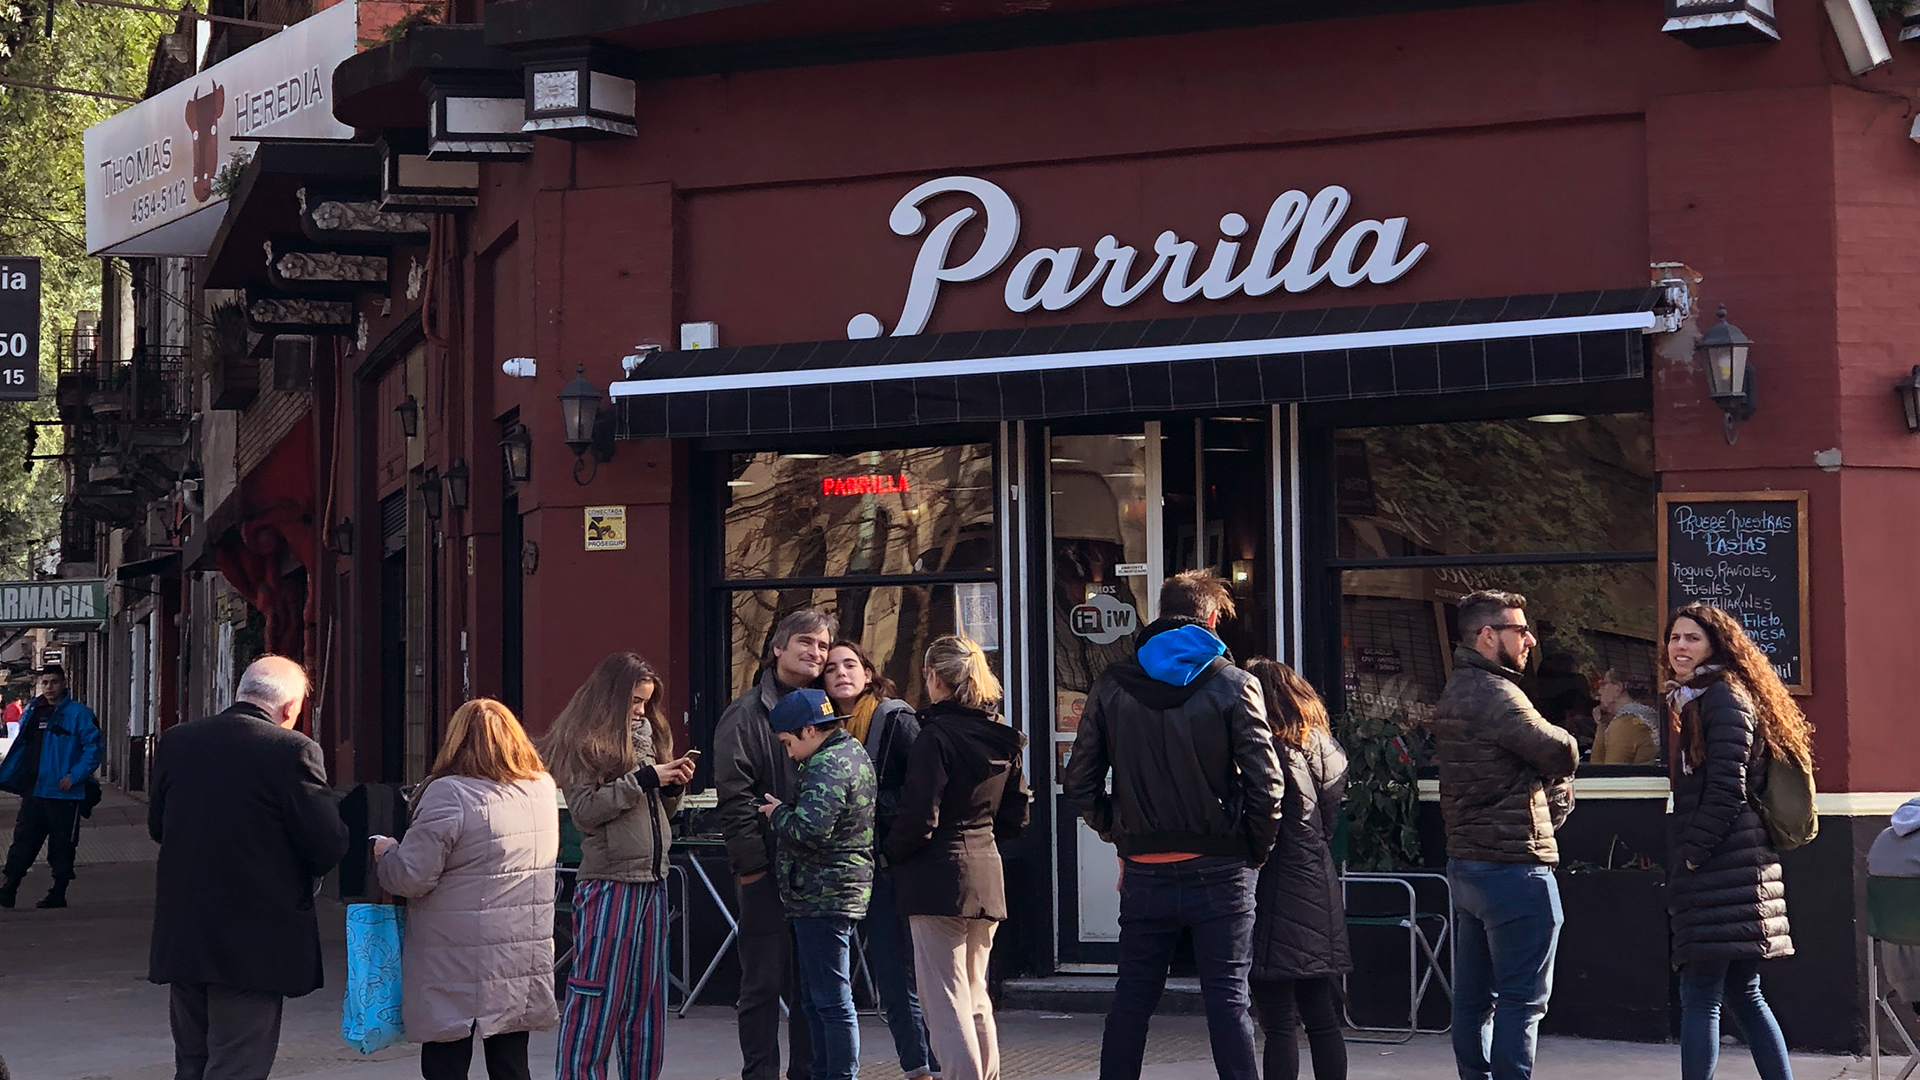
[{"left": 613, "top": 289, "right": 1666, "bottom": 439}]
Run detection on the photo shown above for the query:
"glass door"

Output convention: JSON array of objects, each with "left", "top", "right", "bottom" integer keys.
[
  {"left": 1048, "top": 416, "right": 1277, "bottom": 967},
  {"left": 1049, "top": 424, "right": 1160, "bottom": 964}
]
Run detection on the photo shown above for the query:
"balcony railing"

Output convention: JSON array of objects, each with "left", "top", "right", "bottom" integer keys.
[
  {"left": 60, "top": 504, "right": 97, "bottom": 564},
  {"left": 62, "top": 343, "right": 192, "bottom": 423}
]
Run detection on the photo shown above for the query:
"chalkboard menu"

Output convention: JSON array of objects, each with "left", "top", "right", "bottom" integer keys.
[{"left": 1657, "top": 491, "right": 1810, "bottom": 694}]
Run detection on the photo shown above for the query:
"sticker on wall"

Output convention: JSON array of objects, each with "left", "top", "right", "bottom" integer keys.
[
  {"left": 1114, "top": 563, "right": 1149, "bottom": 577},
  {"left": 1069, "top": 591, "right": 1135, "bottom": 644},
  {"left": 584, "top": 506, "right": 627, "bottom": 551},
  {"left": 954, "top": 583, "right": 999, "bottom": 650}
]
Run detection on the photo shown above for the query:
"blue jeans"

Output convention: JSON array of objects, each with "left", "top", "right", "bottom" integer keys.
[
  {"left": 1679, "top": 959, "right": 1794, "bottom": 1080},
  {"left": 1448, "top": 860, "right": 1564, "bottom": 1080},
  {"left": 865, "top": 871, "right": 936, "bottom": 1077},
  {"left": 794, "top": 916, "right": 860, "bottom": 1080},
  {"left": 1101, "top": 856, "right": 1259, "bottom": 1080}
]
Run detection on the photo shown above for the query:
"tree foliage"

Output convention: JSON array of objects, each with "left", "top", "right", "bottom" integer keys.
[{"left": 0, "top": 1, "right": 167, "bottom": 576}]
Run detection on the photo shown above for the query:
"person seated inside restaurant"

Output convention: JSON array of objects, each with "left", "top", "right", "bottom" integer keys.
[
  {"left": 1532, "top": 652, "right": 1599, "bottom": 759},
  {"left": 1589, "top": 668, "right": 1659, "bottom": 765}
]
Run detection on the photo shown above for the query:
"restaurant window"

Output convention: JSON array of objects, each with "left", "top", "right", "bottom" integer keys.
[
  {"left": 1332, "top": 414, "right": 1659, "bottom": 769},
  {"left": 721, "top": 444, "right": 999, "bottom": 700}
]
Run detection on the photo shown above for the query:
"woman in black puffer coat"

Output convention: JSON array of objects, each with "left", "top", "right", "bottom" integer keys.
[
  {"left": 1244, "top": 658, "right": 1350, "bottom": 1080},
  {"left": 1663, "top": 603, "right": 1813, "bottom": 1080}
]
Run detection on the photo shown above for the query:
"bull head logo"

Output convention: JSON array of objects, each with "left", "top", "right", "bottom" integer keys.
[{"left": 183, "top": 82, "right": 226, "bottom": 203}]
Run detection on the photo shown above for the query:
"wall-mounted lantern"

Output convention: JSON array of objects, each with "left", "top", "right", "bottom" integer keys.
[
  {"left": 396, "top": 393, "right": 420, "bottom": 439},
  {"left": 331, "top": 518, "right": 353, "bottom": 556},
  {"left": 559, "top": 365, "right": 615, "bottom": 485},
  {"left": 1894, "top": 366, "right": 1920, "bottom": 433},
  {"left": 500, "top": 422, "right": 533, "bottom": 484},
  {"left": 444, "top": 458, "right": 471, "bottom": 511},
  {"left": 1697, "top": 305, "right": 1757, "bottom": 445},
  {"left": 419, "top": 467, "right": 443, "bottom": 521},
  {"left": 1662, "top": 0, "right": 1779, "bottom": 47}
]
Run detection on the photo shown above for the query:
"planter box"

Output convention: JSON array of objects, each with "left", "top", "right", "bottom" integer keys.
[
  {"left": 1540, "top": 869, "right": 1671, "bottom": 1042},
  {"left": 208, "top": 354, "right": 258, "bottom": 410}
]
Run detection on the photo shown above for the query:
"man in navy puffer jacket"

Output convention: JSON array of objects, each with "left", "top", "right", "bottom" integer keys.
[{"left": 0, "top": 666, "right": 102, "bottom": 909}]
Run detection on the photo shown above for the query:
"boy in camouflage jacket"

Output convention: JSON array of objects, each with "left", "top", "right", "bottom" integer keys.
[{"left": 758, "top": 689, "right": 877, "bottom": 1080}]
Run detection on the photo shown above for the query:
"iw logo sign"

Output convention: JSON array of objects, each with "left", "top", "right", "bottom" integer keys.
[{"left": 0, "top": 258, "right": 40, "bottom": 402}]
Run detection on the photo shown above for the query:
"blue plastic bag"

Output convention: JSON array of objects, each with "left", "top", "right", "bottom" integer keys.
[{"left": 341, "top": 902, "right": 406, "bottom": 1054}]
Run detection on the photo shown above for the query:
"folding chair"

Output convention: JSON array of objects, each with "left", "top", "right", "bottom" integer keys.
[
  {"left": 1868, "top": 875, "right": 1920, "bottom": 1080},
  {"left": 1340, "top": 871, "right": 1455, "bottom": 1044}
]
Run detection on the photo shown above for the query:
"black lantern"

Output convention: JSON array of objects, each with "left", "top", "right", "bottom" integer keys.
[
  {"left": 500, "top": 422, "right": 533, "bottom": 484},
  {"left": 444, "top": 457, "right": 471, "bottom": 510},
  {"left": 558, "top": 365, "right": 614, "bottom": 485},
  {"left": 331, "top": 518, "right": 354, "bottom": 556},
  {"left": 1661, "top": 0, "right": 1778, "bottom": 47},
  {"left": 1696, "top": 305, "right": 1757, "bottom": 445},
  {"left": 1895, "top": 366, "right": 1920, "bottom": 434},
  {"left": 396, "top": 394, "right": 420, "bottom": 439},
  {"left": 419, "top": 467, "right": 443, "bottom": 521}
]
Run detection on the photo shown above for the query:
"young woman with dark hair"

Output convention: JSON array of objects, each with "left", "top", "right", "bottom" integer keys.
[
  {"left": 823, "top": 640, "right": 935, "bottom": 1080},
  {"left": 539, "top": 653, "right": 697, "bottom": 1080},
  {"left": 1663, "top": 603, "right": 1813, "bottom": 1080},
  {"left": 1242, "top": 658, "right": 1350, "bottom": 1080}
]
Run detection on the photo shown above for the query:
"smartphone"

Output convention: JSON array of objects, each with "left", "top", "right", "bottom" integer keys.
[{"left": 684, "top": 749, "right": 702, "bottom": 762}]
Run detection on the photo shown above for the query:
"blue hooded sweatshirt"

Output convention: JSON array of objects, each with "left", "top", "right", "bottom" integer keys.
[{"left": 1136, "top": 622, "right": 1229, "bottom": 687}]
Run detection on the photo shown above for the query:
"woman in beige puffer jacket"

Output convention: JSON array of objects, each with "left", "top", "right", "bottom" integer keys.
[{"left": 375, "top": 698, "right": 560, "bottom": 1080}]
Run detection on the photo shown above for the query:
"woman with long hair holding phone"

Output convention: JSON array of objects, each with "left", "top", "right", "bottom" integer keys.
[
  {"left": 540, "top": 654, "right": 697, "bottom": 1080},
  {"left": 1663, "top": 603, "right": 1813, "bottom": 1080}
]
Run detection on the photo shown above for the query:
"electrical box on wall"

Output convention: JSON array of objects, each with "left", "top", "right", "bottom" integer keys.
[{"left": 680, "top": 322, "right": 718, "bottom": 350}]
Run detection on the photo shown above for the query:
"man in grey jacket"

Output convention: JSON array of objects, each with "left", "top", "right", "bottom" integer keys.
[
  {"left": 714, "top": 609, "right": 836, "bottom": 1080},
  {"left": 1434, "top": 590, "right": 1578, "bottom": 1080}
]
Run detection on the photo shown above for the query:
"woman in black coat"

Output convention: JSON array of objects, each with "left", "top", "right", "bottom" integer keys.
[
  {"left": 886, "top": 636, "right": 1030, "bottom": 1080},
  {"left": 1244, "top": 658, "right": 1350, "bottom": 1080},
  {"left": 1663, "top": 603, "right": 1812, "bottom": 1080}
]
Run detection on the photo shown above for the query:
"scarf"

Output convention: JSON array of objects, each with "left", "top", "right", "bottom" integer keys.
[
  {"left": 1663, "top": 665, "right": 1725, "bottom": 775},
  {"left": 844, "top": 694, "right": 878, "bottom": 745}
]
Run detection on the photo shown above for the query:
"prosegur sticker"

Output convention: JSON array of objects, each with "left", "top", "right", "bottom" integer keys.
[
  {"left": 1070, "top": 592, "right": 1136, "bottom": 644},
  {"left": 584, "top": 506, "right": 627, "bottom": 551}
]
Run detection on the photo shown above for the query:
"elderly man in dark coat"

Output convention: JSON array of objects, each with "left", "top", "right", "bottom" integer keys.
[{"left": 148, "top": 655, "right": 349, "bottom": 1080}]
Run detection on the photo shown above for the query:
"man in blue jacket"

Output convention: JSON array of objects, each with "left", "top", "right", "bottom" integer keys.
[{"left": 0, "top": 666, "right": 102, "bottom": 909}]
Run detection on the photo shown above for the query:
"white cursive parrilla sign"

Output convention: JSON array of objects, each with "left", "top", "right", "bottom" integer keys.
[{"left": 846, "top": 175, "right": 1429, "bottom": 340}]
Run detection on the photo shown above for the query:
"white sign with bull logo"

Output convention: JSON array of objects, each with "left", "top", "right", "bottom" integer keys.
[{"left": 82, "top": 1, "right": 358, "bottom": 256}]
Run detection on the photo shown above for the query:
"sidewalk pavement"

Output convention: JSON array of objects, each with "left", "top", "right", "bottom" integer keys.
[{"left": 0, "top": 794, "right": 1879, "bottom": 1080}]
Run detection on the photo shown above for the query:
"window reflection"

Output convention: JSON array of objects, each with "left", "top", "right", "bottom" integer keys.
[
  {"left": 727, "top": 584, "right": 1001, "bottom": 705},
  {"left": 1335, "top": 415, "right": 1654, "bottom": 559},
  {"left": 1050, "top": 434, "right": 1150, "bottom": 736},
  {"left": 1340, "top": 562, "right": 1659, "bottom": 766},
  {"left": 724, "top": 445, "right": 996, "bottom": 581}
]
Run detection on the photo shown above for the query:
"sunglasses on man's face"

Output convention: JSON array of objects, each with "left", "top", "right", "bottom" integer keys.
[{"left": 1487, "top": 623, "right": 1536, "bottom": 637}]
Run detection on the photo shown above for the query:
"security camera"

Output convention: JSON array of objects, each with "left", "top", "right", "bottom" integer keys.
[
  {"left": 621, "top": 344, "right": 662, "bottom": 379},
  {"left": 501, "top": 357, "right": 537, "bottom": 378}
]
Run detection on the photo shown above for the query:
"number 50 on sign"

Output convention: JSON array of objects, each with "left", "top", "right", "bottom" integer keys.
[{"left": 0, "top": 259, "right": 40, "bottom": 402}]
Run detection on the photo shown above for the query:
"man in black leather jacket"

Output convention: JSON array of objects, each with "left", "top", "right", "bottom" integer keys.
[{"left": 1064, "top": 571, "right": 1282, "bottom": 1080}]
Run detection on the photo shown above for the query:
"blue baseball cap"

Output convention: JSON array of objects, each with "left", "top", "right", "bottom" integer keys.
[{"left": 768, "top": 688, "right": 845, "bottom": 734}]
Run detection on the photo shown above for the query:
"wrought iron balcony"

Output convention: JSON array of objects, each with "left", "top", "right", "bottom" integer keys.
[
  {"left": 59, "top": 342, "right": 192, "bottom": 425},
  {"left": 59, "top": 503, "right": 97, "bottom": 564}
]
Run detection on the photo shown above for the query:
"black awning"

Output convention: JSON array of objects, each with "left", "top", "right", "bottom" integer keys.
[
  {"left": 612, "top": 288, "right": 1666, "bottom": 439},
  {"left": 115, "top": 550, "right": 181, "bottom": 581}
]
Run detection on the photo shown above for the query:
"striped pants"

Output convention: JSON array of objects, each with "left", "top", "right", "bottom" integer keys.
[{"left": 556, "top": 878, "right": 669, "bottom": 1080}]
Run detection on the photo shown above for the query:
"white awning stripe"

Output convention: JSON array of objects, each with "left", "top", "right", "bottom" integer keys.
[{"left": 609, "top": 309, "right": 1660, "bottom": 399}]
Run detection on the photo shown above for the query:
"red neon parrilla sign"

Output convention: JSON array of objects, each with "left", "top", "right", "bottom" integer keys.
[{"left": 822, "top": 474, "right": 911, "bottom": 496}]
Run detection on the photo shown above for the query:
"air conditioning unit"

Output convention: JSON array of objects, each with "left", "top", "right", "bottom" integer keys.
[{"left": 272, "top": 335, "right": 314, "bottom": 393}]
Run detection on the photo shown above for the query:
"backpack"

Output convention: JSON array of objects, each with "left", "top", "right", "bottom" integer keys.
[{"left": 1752, "top": 745, "right": 1818, "bottom": 851}]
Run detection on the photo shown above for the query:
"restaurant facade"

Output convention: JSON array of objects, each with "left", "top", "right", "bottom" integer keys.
[{"left": 84, "top": 0, "right": 1920, "bottom": 1053}]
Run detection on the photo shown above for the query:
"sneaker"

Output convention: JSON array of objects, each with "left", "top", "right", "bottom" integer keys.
[
  {"left": 34, "top": 888, "right": 65, "bottom": 909},
  {"left": 0, "top": 880, "right": 16, "bottom": 909}
]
